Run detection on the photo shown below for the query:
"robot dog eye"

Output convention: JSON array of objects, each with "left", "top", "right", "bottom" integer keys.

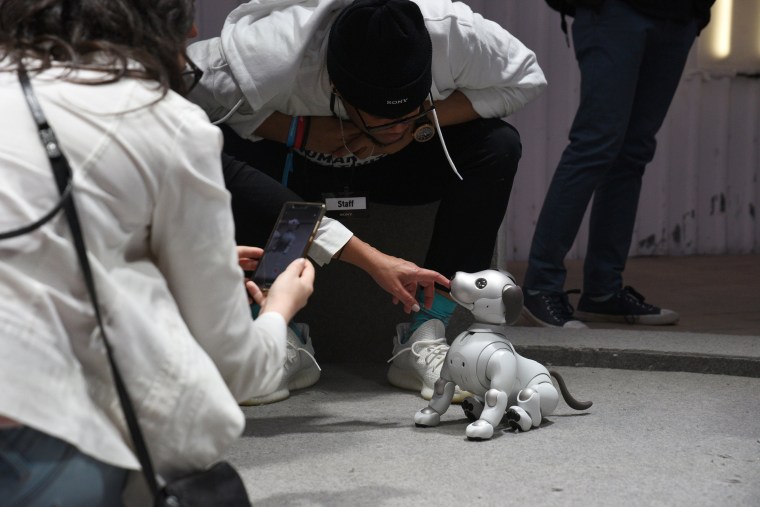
[{"left": 475, "top": 278, "right": 487, "bottom": 289}]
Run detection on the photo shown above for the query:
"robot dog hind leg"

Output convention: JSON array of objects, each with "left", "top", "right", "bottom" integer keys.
[
  {"left": 506, "top": 372, "right": 593, "bottom": 432},
  {"left": 505, "top": 381, "right": 558, "bottom": 432},
  {"left": 462, "top": 395, "right": 484, "bottom": 422}
]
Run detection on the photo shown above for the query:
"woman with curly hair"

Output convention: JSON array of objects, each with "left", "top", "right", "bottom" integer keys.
[{"left": 0, "top": 1, "right": 314, "bottom": 504}]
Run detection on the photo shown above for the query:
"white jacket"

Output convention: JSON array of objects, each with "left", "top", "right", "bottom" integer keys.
[
  {"left": 188, "top": 0, "right": 546, "bottom": 138},
  {"left": 0, "top": 62, "right": 287, "bottom": 492}
]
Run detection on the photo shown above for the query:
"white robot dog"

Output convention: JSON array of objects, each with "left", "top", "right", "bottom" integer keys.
[{"left": 414, "top": 270, "right": 592, "bottom": 440}]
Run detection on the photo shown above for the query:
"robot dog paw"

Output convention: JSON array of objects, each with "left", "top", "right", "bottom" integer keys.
[
  {"left": 506, "top": 406, "right": 533, "bottom": 432},
  {"left": 461, "top": 396, "right": 484, "bottom": 422},
  {"left": 465, "top": 419, "right": 494, "bottom": 440},
  {"left": 414, "top": 407, "right": 441, "bottom": 427}
]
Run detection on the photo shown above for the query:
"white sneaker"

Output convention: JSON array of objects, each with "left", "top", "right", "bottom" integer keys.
[
  {"left": 240, "top": 323, "right": 321, "bottom": 406},
  {"left": 387, "top": 319, "right": 471, "bottom": 403}
]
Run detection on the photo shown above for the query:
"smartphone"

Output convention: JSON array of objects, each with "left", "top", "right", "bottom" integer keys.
[{"left": 251, "top": 201, "right": 326, "bottom": 292}]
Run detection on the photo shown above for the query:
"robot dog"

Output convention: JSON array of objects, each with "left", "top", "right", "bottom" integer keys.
[{"left": 414, "top": 270, "right": 592, "bottom": 440}]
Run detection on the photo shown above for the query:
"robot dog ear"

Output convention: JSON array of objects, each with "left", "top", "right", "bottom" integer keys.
[{"left": 501, "top": 284, "right": 524, "bottom": 325}]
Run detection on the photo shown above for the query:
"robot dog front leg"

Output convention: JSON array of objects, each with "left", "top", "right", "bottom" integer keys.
[
  {"left": 414, "top": 378, "right": 456, "bottom": 427},
  {"left": 463, "top": 348, "right": 515, "bottom": 440},
  {"left": 465, "top": 388, "right": 509, "bottom": 440}
]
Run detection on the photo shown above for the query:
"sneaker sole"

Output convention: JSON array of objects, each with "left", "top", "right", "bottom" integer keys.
[
  {"left": 521, "top": 307, "right": 588, "bottom": 329},
  {"left": 240, "top": 363, "right": 321, "bottom": 406},
  {"left": 288, "top": 362, "right": 321, "bottom": 391},
  {"left": 387, "top": 364, "right": 470, "bottom": 404},
  {"left": 574, "top": 310, "right": 680, "bottom": 325},
  {"left": 239, "top": 387, "right": 290, "bottom": 407}
]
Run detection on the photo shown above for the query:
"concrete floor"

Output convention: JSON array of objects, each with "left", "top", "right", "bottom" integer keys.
[
  {"left": 229, "top": 254, "right": 760, "bottom": 505},
  {"left": 232, "top": 363, "right": 760, "bottom": 507}
]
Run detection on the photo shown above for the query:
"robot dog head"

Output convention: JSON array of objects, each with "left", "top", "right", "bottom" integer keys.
[{"left": 449, "top": 270, "right": 523, "bottom": 325}]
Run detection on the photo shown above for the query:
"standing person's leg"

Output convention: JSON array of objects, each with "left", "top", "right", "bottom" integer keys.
[
  {"left": 575, "top": 11, "right": 697, "bottom": 325},
  {"left": 583, "top": 14, "right": 699, "bottom": 295},
  {"left": 522, "top": 0, "right": 647, "bottom": 326}
]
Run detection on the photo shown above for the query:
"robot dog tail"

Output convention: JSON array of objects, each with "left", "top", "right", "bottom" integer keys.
[{"left": 549, "top": 370, "right": 593, "bottom": 410}]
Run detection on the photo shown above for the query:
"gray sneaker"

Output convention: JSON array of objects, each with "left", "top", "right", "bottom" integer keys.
[
  {"left": 387, "top": 319, "right": 472, "bottom": 403},
  {"left": 240, "top": 323, "right": 321, "bottom": 406}
]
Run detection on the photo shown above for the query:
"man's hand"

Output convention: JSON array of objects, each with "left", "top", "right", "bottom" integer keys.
[
  {"left": 307, "top": 116, "right": 410, "bottom": 161},
  {"left": 333, "top": 129, "right": 414, "bottom": 159},
  {"left": 307, "top": 116, "right": 363, "bottom": 154}
]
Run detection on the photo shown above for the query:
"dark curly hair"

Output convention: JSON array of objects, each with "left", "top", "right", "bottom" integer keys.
[{"left": 0, "top": 0, "right": 196, "bottom": 95}]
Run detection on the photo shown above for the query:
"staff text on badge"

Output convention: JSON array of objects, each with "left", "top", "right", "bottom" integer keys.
[{"left": 325, "top": 196, "right": 368, "bottom": 218}]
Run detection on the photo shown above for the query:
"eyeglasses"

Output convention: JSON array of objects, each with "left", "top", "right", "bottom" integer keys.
[
  {"left": 330, "top": 91, "right": 435, "bottom": 134},
  {"left": 181, "top": 54, "right": 203, "bottom": 95}
]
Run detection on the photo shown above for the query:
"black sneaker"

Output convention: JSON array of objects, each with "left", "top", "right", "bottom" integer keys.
[
  {"left": 522, "top": 291, "right": 588, "bottom": 329},
  {"left": 575, "top": 286, "right": 679, "bottom": 325}
]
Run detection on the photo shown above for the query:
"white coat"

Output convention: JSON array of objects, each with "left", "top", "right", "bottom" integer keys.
[{"left": 0, "top": 62, "right": 287, "bottom": 494}]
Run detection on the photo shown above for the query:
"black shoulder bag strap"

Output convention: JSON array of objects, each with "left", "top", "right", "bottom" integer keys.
[
  {"left": 0, "top": 71, "right": 73, "bottom": 240},
  {"left": 17, "top": 64, "right": 162, "bottom": 498}
]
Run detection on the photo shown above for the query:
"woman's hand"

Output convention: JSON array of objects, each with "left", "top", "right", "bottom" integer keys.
[
  {"left": 368, "top": 254, "right": 450, "bottom": 314},
  {"left": 247, "top": 258, "right": 315, "bottom": 322},
  {"left": 237, "top": 246, "right": 263, "bottom": 272},
  {"left": 337, "top": 236, "right": 450, "bottom": 313},
  {"left": 237, "top": 246, "right": 263, "bottom": 304}
]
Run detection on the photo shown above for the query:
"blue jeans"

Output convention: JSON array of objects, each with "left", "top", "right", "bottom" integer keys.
[
  {"left": 524, "top": 0, "right": 698, "bottom": 295},
  {"left": 0, "top": 426, "right": 128, "bottom": 506}
]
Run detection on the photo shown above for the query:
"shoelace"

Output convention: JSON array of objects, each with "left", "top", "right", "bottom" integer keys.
[
  {"left": 287, "top": 340, "right": 322, "bottom": 372},
  {"left": 619, "top": 286, "right": 653, "bottom": 307},
  {"left": 541, "top": 290, "right": 578, "bottom": 322},
  {"left": 618, "top": 286, "right": 658, "bottom": 324},
  {"left": 386, "top": 337, "right": 449, "bottom": 368}
]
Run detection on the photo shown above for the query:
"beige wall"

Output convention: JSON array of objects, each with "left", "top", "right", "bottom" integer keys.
[{"left": 195, "top": 0, "right": 244, "bottom": 40}]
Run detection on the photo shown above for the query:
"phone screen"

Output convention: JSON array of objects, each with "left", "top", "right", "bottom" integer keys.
[{"left": 251, "top": 201, "right": 325, "bottom": 291}]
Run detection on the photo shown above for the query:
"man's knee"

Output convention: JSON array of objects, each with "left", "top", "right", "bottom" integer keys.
[
  {"left": 453, "top": 118, "right": 521, "bottom": 184},
  {"left": 489, "top": 119, "right": 522, "bottom": 162}
]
